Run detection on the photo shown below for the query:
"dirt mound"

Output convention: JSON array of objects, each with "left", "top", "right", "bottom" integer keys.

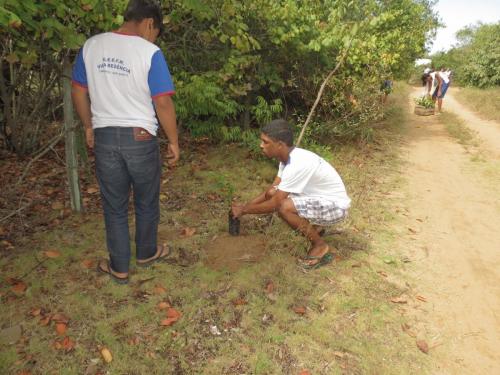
[{"left": 204, "top": 233, "right": 267, "bottom": 272}]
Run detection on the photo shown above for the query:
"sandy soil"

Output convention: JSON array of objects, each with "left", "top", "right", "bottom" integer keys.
[{"left": 397, "top": 88, "right": 500, "bottom": 374}]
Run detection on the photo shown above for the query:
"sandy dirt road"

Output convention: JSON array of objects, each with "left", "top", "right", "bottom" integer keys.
[{"left": 396, "top": 88, "right": 500, "bottom": 374}]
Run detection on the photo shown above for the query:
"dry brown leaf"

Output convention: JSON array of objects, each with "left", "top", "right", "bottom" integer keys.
[
  {"left": 87, "top": 186, "right": 99, "bottom": 194},
  {"left": 30, "top": 308, "right": 41, "bottom": 317},
  {"left": 81, "top": 259, "right": 94, "bottom": 269},
  {"left": 166, "top": 308, "right": 182, "bottom": 320},
  {"left": 416, "top": 339, "right": 429, "bottom": 354},
  {"left": 390, "top": 296, "right": 408, "bottom": 304},
  {"left": 101, "top": 347, "right": 113, "bottom": 363},
  {"left": 160, "top": 317, "right": 178, "bottom": 326},
  {"left": 292, "top": 306, "right": 306, "bottom": 315},
  {"left": 12, "top": 281, "right": 27, "bottom": 294},
  {"left": 299, "top": 371, "right": 312, "bottom": 375},
  {"left": 39, "top": 316, "right": 51, "bottom": 326},
  {"left": 54, "top": 336, "right": 75, "bottom": 352},
  {"left": 51, "top": 201, "right": 64, "bottom": 210},
  {"left": 232, "top": 298, "right": 247, "bottom": 306},
  {"left": 265, "top": 281, "right": 274, "bottom": 294},
  {"left": 127, "top": 336, "right": 140, "bottom": 345},
  {"left": 44, "top": 250, "right": 61, "bottom": 258},
  {"left": 17, "top": 371, "right": 32, "bottom": 375},
  {"left": 416, "top": 295, "right": 427, "bottom": 302},
  {"left": 408, "top": 227, "right": 417, "bottom": 234},
  {"left": 157, "top": 301, "right": 171, "bottom": 310},
  {"left": 51, "top": 313, "right": 69, "bottom": 324},
  {"left": 153, "top": 285, "right": 167, "bottom": 295},
  {"left": 55, "top": 323, "right": 67, "bottom": 336},
  {"left": 377, "top": 270, "right": 388, "bottom": 277},
  {"left": 180, "top": 227, "right": 196, "bottom": 237},
  {"left": 333, "top": 351, "right": 346, "bottom": 358}
]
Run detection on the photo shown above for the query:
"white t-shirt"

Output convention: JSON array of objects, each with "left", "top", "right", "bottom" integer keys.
[
  {"left": 277, "top": 148, "right": 351, "bottom": 209},
  {"left": 439, "top": 71, "right": 450, "bottom": 84},
  {"left": 72, "top": 32, "right": 175, "bottom": 135}
]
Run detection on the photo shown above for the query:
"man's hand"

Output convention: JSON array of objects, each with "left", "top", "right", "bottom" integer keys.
[
  {"left": 231, "top": 203, "right": 245, "bottom": 218},
  {"left": 85, "top": 128, "right": 94, "bottom": 149},
  {"left": 167, "top": 142, "right": 180, "bottom": 167}
]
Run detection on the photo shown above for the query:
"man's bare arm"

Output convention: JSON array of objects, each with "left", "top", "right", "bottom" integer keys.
[
  {"left": 71, "top": 85, "right": 93, "bottom": 148},
  {"left": 249, "top": 176, "right": 281, "bottom": 205},
  {"left": 154, "top": 95, "right": 179, "bottom": 164}
]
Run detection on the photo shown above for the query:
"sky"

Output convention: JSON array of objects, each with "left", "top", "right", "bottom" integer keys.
[{"left": 430, "top": 0, "right": 500, "bottom": 54}]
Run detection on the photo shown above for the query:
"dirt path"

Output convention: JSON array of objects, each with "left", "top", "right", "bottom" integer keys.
[{"left": 397, "top": 88, "right": 500, "bottom": 374}]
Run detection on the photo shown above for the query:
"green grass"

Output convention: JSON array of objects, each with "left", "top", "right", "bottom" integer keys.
[
  {"left": 0, "top": 82, "right": 430, "bottom": 374},
  {"left": 440, "top": 111, "right": 480, "bottom": 148},
  {"left": 454, "top": 86, "right": 500, "bottom": 122}
]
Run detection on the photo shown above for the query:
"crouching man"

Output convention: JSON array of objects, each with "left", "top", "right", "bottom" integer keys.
[{"left": 231, "top": 119, "right": 351, "bottom": 269}]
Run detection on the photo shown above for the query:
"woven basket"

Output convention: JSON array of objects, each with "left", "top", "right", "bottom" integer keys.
[{"left": 414, "top": 105, "right": 434, "bottom": 116}]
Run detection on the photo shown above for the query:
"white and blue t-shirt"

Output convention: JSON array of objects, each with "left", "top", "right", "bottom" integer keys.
[{"left": 72, "top": 31, "right": 175, "bottom": 136}]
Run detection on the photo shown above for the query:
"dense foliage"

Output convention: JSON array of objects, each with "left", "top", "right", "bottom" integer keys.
[
  {"left": 1, "top": 0, "right": 438, "bottom": 155},
  {"left": 431, "top": 22, "right": 500, "bottom": 88}
]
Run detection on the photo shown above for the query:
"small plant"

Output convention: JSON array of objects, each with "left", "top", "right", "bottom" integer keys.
[
  {"left": 209, "top": 172, "right": 235, "bottom": 205},
  {"left": 414, "top": 95, "right": 434, "bottom": 109}
]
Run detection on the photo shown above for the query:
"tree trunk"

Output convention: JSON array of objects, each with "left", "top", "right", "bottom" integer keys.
[{"left": 63, "top": 58, "right": 82, "bottom": 212}]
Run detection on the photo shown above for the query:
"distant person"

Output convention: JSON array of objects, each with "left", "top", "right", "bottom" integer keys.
[
  {"left": 231, "top": 119, "right": 351, "bottom": 269},
  {"left": 380, "top": 78, "right": 393, "bottom": 104},
  {"left": 433, "top": 66, "right": 450, "bottom": 113},
  {"left": 72, "top": 0, "right": 179, "bottom": 284}
]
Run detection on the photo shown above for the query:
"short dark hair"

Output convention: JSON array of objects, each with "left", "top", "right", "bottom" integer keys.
[
  {"left": 124, "top": 0, "right": 164, "bottom": 35},
  {"left": 262, "top": 119, "right": 294, "bottom": 147}
]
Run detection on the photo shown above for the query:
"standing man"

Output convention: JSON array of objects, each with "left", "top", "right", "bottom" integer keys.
[
  {"left": 72, "top": 0, "right": 179, "bottom": 284},
  {"left": 232, "top": 119, "right": 351, "bottom": 269}
]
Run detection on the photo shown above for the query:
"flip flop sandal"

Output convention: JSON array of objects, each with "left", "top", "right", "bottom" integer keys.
[
  {"left": 299, "top": 252, "right": 334, "bottom": 270},
  {"left": 136, "top": 244, "right": 172, "bottom": 268},
  {"left": 97, "top": 260, "right": 129, "bottom": 285}
]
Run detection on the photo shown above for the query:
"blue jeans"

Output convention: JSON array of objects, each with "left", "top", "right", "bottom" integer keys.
[{"left": 94, "top": 127, "right": 161, "bottom": 273}]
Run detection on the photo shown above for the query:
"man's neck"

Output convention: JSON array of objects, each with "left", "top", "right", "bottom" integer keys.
[
  {"left": 116, "top": 22, "right": 141, "bottom": 37},
  {"left": 277, "top": 146, "right": 294, "bottom": 163}
]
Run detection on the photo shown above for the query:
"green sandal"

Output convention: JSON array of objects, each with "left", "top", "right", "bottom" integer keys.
[{"left": 299, "top": 252, "right": 334, "bottom": 270}]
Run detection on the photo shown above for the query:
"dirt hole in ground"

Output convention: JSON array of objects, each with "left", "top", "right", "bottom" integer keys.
[{"left": 204, "top": 233, "right": 267, "bottom": 272}]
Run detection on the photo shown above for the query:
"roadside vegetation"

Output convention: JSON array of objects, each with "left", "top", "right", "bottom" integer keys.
[
  {"left": 0, "top": 84, "right": 433, "bottom": 374},
  {"left": 453, "top": 87, "right": 500, "bottom": 122}
]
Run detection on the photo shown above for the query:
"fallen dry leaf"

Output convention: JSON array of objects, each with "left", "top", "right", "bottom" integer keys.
[
  {"left": 81, "top": 259, "right": 94, "bottom": 269},
  {"left": 87, "top": 186, "right": 99, "bottom": 194},
  {"left": 153, "top": 285, "right": 167, "bottom": 295},
  {"left": 416, "top": 339, "right": 429, "bottom": 354},
  {"left": 232, "top": 298, "right": 247, "bottom": 306},
  {"left": 166, "top": 307, "right": 182, "bottom": 319},
  {"left": 55, "top": 323, "right": 67, "bottom": 336},
  {"left": 180, "top": 227, "right": 196, "bottom": 237},
  {"left": 265, "top": 281, "right": 274, "bottom": 294},
  {"left": 51, "top": 201, "right": 64, "bottom": 210},
  {"left": 377, "top": 270, "right": 388, "bottom": 277},
  {"left": 333, "top": 351, "right": 346, "bottom": 358},
  {"left": 408, "top": 227, "right": 417, "bottom": 234},
  {"left": 390, "top": 296, "right": 408, "bottom": 304},
  {"left": 416, "top": 295, "right": 427, "bottom": 302},
  {"left": 17, "top": 371, "right": 31, "bottom": 375},
  {"left": 39, "top": 316, "right": 51, "bottom": 326},
  {"left": 101, "top": 347, "right": 113, "bottom": 363},
  {"left": 51, "top": 313, "right": 69, "bottom": 324},
  {"left": 299, "top": 371, "right": 311, "bottom": 375},
  {"left": 292, "top": 306, "right": 307, "bottom": 315},
  {"left": 54, "top": 336, "right": 75, "bottom": 352},
  {"left": 44, "top": 250, "right": 61, "bottom": 258},
  {"left": 127, "top": 336, "right": 140, "bottom": 345},
  {"left": 12, "top": 281, "right": 27, "bottom": 294},
  {"left": 157, "top": 301, "right": 171, "bottom": 310},
  {"left": 30, "top": 308, "right": 41, "bottom": 317},
  {"left": 161, "top": 307, "right": 182, "bottom": 326}
]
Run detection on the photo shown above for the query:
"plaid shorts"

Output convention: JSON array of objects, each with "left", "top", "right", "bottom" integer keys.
[{"left": 290, "top": 195, "right": 347, "bottom": 226}]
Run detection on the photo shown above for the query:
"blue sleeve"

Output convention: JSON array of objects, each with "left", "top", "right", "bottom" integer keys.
[
  {"left": 148, "top": 50, "right": 175, "bottom": 98},
  {"left": 72, "top": 48, "right": 87, "bottom": 88}
]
